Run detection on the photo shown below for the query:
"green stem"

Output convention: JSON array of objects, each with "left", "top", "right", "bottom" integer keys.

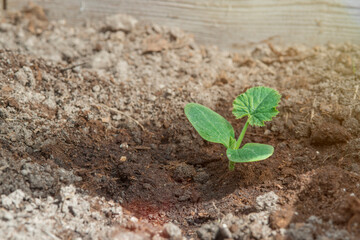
[
  {"left": 235, "top": 119, "right": 250, "bottom": 149},
  {"left": 229, "top": 161, "right": 235, "bottom": 171},
  {"left": 228, "top": 119, "right": 250, "bottom": 171}
]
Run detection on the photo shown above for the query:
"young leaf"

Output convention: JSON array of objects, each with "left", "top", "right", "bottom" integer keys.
[
  {"left": 185, "top": 103, "right": 235, "bottom": 148},
  {"left": 226, "top": 143, "right": 274, "bottom": 163},
  {"left": 233, "top": 86, "right": 281, "bottom": 126}
]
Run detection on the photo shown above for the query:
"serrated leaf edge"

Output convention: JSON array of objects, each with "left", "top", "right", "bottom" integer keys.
[{"left": 232, "top": 87, "right": 281, "bottom": 127}]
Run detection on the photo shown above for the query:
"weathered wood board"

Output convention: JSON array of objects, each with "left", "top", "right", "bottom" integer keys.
[{"left": 6, "top": 0, "right": 360, "bottom": 50}]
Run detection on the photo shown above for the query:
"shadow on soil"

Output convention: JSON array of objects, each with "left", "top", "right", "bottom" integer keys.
[
  {"left": 28, "top": 106, "right": 288, "bottom": 225},
  {"left": 29, "top": 102, "right": 360, "bottom": 236}
]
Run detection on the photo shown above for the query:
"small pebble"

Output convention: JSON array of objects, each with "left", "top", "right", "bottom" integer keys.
[
  {"left": 120, "top": 143, "right": 129, "bottom": 149},
  {"left": 162, "top": 222, "right": 182, "bottom": 239},
  {"left": 92, "top": 85, "right": 101, "bottom": 92}
]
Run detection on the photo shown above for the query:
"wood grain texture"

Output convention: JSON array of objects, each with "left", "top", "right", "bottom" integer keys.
[{"left": 7, "top": 0, "right": 360, "bottom": 49}]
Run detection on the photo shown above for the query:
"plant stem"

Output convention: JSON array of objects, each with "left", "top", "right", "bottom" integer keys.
[
  {"left": 229, "top": 161, "right": 235, "bottom": 171},
  {"left": 228, "top": 119, "right": 250, "bottom": 171},
  {"left": 235, "top": 119, "right": 250, "bottom": 149}
]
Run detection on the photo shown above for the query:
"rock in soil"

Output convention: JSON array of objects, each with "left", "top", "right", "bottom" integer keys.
[{"left": 162, "top": 222, "right": 183, "bottom": 239}]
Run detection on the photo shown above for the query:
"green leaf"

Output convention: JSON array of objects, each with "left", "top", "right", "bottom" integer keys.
[
  {"left": 233, "top": 86, "right": 281, "bottom": 126},
  {"left": 185, "top": 103, "right": 235, "bottom": 148},
  {"left": 226, "top": 143, "right": 274, "bottom": 163}
]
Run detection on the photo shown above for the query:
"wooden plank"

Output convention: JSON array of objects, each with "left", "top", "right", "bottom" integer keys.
[{"left": 6, "top": 0, "right": 360, "bottom": 50}]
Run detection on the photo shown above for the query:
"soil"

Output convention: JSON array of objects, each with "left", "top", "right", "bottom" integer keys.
[{"left": 1, "top": 3, "right": 360, "bottom": 240}]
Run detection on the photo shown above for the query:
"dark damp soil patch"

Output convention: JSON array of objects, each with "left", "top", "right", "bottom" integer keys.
[{"left": 28, "top": 95, "right": 360, "bottom": 237}]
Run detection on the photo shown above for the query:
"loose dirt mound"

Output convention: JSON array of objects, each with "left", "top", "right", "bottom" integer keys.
[{"left": 1, "top": 4, "right": 360, "bottom": 239}]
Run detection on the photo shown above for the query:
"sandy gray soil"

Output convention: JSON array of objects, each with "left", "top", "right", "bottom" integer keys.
[{"left": 0, "top": 4, "right": 360, "bottom": 240}]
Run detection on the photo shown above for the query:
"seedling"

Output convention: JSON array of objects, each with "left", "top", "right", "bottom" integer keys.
[{"left": 184, "top": 86, "right": 281, "bottom": 171}]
